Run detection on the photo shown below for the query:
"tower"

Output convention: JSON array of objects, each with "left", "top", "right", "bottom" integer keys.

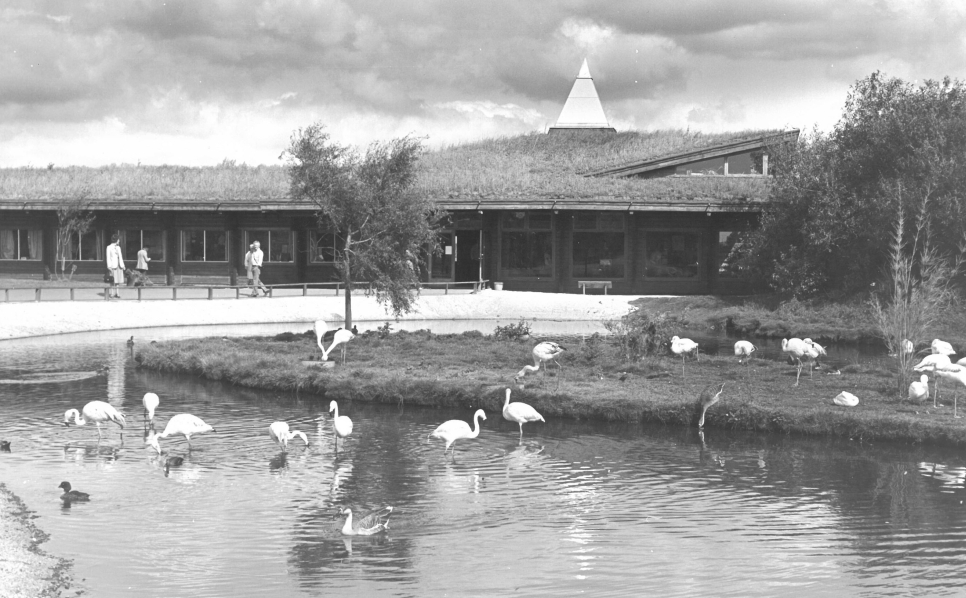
[{"left": 548, "top": 59, "right": 615, "bottom": 134}]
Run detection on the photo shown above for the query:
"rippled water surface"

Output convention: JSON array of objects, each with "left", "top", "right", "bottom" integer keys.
[{"left": 0, "top": 331, "right": 964, "bottom": 597}]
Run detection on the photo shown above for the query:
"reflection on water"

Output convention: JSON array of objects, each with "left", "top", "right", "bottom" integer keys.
[{"left": 0, "top": 336, "right": 965, "bottom": 596}]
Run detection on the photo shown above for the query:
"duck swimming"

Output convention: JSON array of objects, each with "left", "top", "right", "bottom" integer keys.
[{"left": 58, "top": 481, "right": 90, "bottom": 501}]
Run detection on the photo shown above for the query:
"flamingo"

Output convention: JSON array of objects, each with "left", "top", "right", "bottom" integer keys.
[
  {"left": 914, "top": 354, "right": 953, "bottom": 407},
  {"left": 502, "top": 388, "right": 545, "bottom": 439},
  {"left": 58, "top": 481, "right": 90, "bottom": 502},
  {"left": 909, "top": 374, "right": 930, "bottom": 403},
  {"left": 833, "top": 391, "right": 859, "bottom": 407},
  {"left": 669, "top": 336, "right": 699, "bottom": 378},
  {"left": 313, "top": 320, "right": 328, "bottom": 352},
  {"left": 801, "top": 338, "right": 826, "bottom": 378},
  {"left": 429, "top": 409, "right": 486, "bottom": 456},
  {"left": 146, "top": 413, "right": 215, "bottom": 453},
  {"left": 781, "top": 338, "right": 809, "bottom": 386},
  {"left": 339, "top": 506, "right": 393, "bottom": 536},
  {"left": 269, "top": 421, "right": 309, "bottom": 450},
  {"left": 64, "top": 401, "right": 126, "bottom": 439},
  {"left": 931, "top": 339, "right": 956, "bottom": 357},
  {"left": 734, "top": 340, "right": 757, "bottom": 364},
  {"left": 516, "top": 342, "right": 566, "bottom": 380},
  {"left": 888, "top": 339, "right": 916, "bottom": 358},
  {"left": 329, "top": 401, "right": 353, "bottom": 450},
  {"left": 933, "top": 364, "right": 966, "bottom": 419},
  {"left": 322, "top": 328, "right": 356, "bottom": 364},
  {"left": 142, "top": 392, "right": 159, "bottom": 424},
  {"left": 697, "top": 381, "right": 725, "bottom": 428},
  {"left": 959, "top": 357, "right": 966, "bottom": 367}
]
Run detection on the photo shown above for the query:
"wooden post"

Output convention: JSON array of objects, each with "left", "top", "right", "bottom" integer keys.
[
  {"left": 302, "top": 284, "right": 308, "bottom": 296},
  {"left": 105, "top": 287, "right": 110, "bottom": 301},
  {"left": 208, "top": 288, "right": 213, "bottom": 300},
  {"left": 723, "top": 158, "right": 729, "bottom": 175},
  {"left": 762, "top": 154, "right": 769, "bottom": 176},
  {"left": 35, "top": 288, "right": 41, "bottom": 302},
  {"left": 236, "top": 287, "right": 240, "bottom": 299},
  {"left": 336, "top": 283, "right": 340, "bottom": 296},
  {"left": 445, "top": 283, "right": 449, "bottom": 295},
  {"left": 137, "top": 287, "right": 142, "bottom": 301},
  {"left": 70, "top": 288, "right": 75, "bottom": 301},
  {"left": 4, "top": 289, "right": 8, "bottom": 302},
  {"left": 173, "top": 287, "right": 177, "bottom": 301}
]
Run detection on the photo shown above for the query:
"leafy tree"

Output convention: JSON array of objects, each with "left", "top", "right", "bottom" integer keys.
[
  {"left": 746, "top": 72, "right": 966, "bottom": 298},
  {"left": 284, "top": 124, "right": 442, "bottom": 327},
  {"left": 54, "top": 194, "right": 94, "bottom": 281}
]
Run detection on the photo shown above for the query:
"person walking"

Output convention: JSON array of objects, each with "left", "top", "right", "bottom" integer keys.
[
  {"left": 106, "top": 233, "right": 125, "bottom": 299},
  {"left": 250, "top": 240, "right": 268, "bottom": 297},
  {"left": 136, "top": 244, "right": 151, "bottom": 278},
  {"left": 244, "top": 243, "right": 254, "bottom": 290}
]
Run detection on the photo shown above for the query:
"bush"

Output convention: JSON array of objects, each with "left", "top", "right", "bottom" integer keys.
[
  {"left": 494, "top": 319, "right": 532, "bottom": 341},
  {"left": 604, "top": 308, "right": 673, "bottom": 362}
]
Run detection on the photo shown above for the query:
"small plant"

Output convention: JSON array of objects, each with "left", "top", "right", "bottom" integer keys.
[
  {"left": 604, "top": 308, "right": 673, "bottom": 362},
  {"left": 493, "top": 319, "right": 532, "bottom": 341},
  {"left": 377, "top": 321, "right": 394, "bottom": 339},
  {"left": 576, "top": 333, "right": 605, "bottom": 365}
]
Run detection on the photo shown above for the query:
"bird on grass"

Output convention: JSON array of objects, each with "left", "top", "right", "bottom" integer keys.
[
  {"left": 909, "top": 374, "right": 930, "bottom": 403},
  {"left": 329, "top": 401, "right": 353, "bottom": 451},
  {"left": 931, "top": 339, "right": 956, "bottom": 357},
  {"left": 146, "top": 413, "right": 215, "bottom": 453},
  {"left": 670, "top": 336, "right": 699, "bottom": 378},
  {"left": 696, "top": 382, "right": 725, "bottom": 428},
  {"left": 429, "top": 409, "right": 486, "bottom": 457},
  {"left": 833, "top": 391, "right": 859, "bottom": 407},
  {"left": 933, "top": 364, "right": 966, "bottom": 419},
  {"left": 734, "top": 340, "right": 757, "bottom": 365},
  {"left": 126, "top": 336, "right": 135, "bottom": 348},
  {"left": 339, "top": 506, "right": 393, "bottom": 536},
  {"left": 914, "top": 354, "right": 953, "bottom": 407},
  {"left": 0, "top": 440, "right": 10, "bottom": 452},
  {"left": 322, "top": 328, "right": 356, "bottom": 364},
  {"left": 58, "top": 481, "right": 90, "bottom": 502},
  {"left": 269, "top": 421, "right": 309, "bottom": 451},
  {"left": 142, "top": 392, "right": 159, "bottom": 425},
  {"left": 889, "top": 339, "right": 915, "bottom": 358},
  {"left": 781, "top": 338, "right": 810, "bottom": 386},
  {"left": 502, "top": 388, "right": 545, "bottom": 440},
  {"left": 64, "top": 401, "right": 126, "bottom": 439},
  {"left": 516, "top": 342, "right": 566, "bottom": 380},
  {"left": 801, "top": 338, "right": 827, "bottom": 377},
  {"left": 313, "top": 320, "right": 328, "bottom": 352}
]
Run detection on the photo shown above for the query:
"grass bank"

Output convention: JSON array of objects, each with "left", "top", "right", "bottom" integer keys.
[{"left": 135, "top": 328, "right": 966, "bottom": 447}]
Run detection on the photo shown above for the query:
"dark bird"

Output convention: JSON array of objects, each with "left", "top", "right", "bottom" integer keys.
[
  {"left": 163, "top": 454, "right": 184, "bottom": 477},
  {"left": 618, "top": 372, "right": 628, "bottom": 382},
  {"left": 126, "top": 336, "right": 135, "bottom": 347},
  {"left": 58, "top": 481, "right": 90, "bottom": 501},
  {"left": 697, "top": 382, "right": 726, "bottom": 428},
  {"left": 0, "top": 440, "right": 10, "bottom": 452}
]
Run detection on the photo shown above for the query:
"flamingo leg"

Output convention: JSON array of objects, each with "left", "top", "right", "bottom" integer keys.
[
  {"left": 955, "top": 392, "right": 960, "bottom": 419},
  {"left": 794, "top": 360, "right": 803, "bottom": 386},
  {"left": 519, "top": 423, "right": 524, "bottom": 439}
]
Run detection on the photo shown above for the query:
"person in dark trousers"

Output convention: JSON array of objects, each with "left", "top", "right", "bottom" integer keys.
[{"left": 250, "top": 240, "right": 268, "bottom": 297}]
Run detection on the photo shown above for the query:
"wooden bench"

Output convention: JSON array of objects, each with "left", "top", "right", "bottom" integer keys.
[{"left": 577, "top": 280, "right": 613, "bottom": 295}]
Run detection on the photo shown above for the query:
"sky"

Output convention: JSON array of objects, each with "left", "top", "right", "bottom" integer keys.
[{"left": 2, "top": 0, "right": 965, "bottom": 167}]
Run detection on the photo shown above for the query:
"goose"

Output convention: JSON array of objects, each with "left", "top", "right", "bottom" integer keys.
[
  {"left": 429, "top": 409, "right": 486, "bottom": 455},
  {"left": 339, "top": 506, "right": 393, "bottom": 536},
  {"left": 146, "top": 413, "right": 215, "bottom": 453},
  {"left": 329, "top": 401, "right": 353, "bottom": 450},
  {"left": 734, "top": 340, "right": 757, "bottom": 364},
  {"left": 933, "top": 364, "right": 966, "bottom": 419},
  {"left": 931, "top": 339, "right": 956, "bottom": 356},
  {"left": 142, "top": 392, "right": 159, "bottom": 423},
  {"left": 914, "top": 354, "right": 953, "bottom": 407},
  {"left": 697, "top": 381, "right": 725, "bottom": 428},
  {"left": 781, "top": 338, "right": 810, "bottom": 386},
  {"left": 516, "top": 341, "right": 566, "bottom": 380},
  {"left": 322, "top": 328, "right": 356, "bottom": 364},
  {"left": 908, "top": 374, "right": 930, "bottom": 403},
  {"left": 502, "top": 388, "right": 544, "bottom": 439},
  {"left": 670, "top": 336, "right": 699, "bottom": 378},
  {"left": 64, "top": 401, "right": 126, "bottom": 439},
  {"left": 269, "top": 421, "right": 309, "bottom": 450},
  {"left": 58, "top": 481, "right": 90, "bottom": 501}
]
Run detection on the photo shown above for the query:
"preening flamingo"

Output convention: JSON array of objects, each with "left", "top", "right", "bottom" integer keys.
[
  {"left": 339, "top": 506, "right": 393, "bottom": 536},
  {"left": 430, "top": 409, "right": 486, "bottom": 456},
  {"left": 697, "top": 382, "right": 725, "bottom": 428},
  {"left": 64, "top": 401, "right": 126, "bottom": 439},
  {"left": 58, "top": 481, "right": 90, "bottom": 502},
  {"left": 313, "top": 320, "right": 328, "bottom": 352},
  {"left": 322, "top": 328, "right": 356, "bottom": 364},
  {"left": 269, "top": 421, "right": 309, "bottom": 450},
  {"left": 142, "top": 392, "right": 159, "bottom": 423},
  {"left": 908, "top": 374, "right": 930, "bottom": 403},
  {"left": 781, "top": 338, "right": 810, "bottom": 386},
  {"left": 146, "top": 413, "right": 215, "bottom": 453},
  {"left": 933, "top": 364, "right": 966, "bottom": 419},
  {"left": 931, "top": 339, "right": 956, "bottom": 356},
  {"left": 516, "top": 342, "right": 566, "bottom": 380},
  {"left": 914, "top": 354, "right": 952, "bottom": 407},
  {"left": 734, "top": 340, "right": 757, "bottom": 364},
  {"left": 329, "top": 401, "right": 353, "bottom": 450},
  {"left": 502, "top": 388, "right": 544, "bottom": 439}
]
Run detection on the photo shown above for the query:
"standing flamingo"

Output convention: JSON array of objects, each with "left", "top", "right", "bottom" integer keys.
[
  {"left": 914, "top": 354, "right": 952, "bottom": 407},
  {"left": 502, "top": 388, "right": 544, "bottom": 440},
  {"left": 429, "top": 409, "right": 486, "bottom": 456},
  {"left": 734, "top": 340, "right": 757, "bottom": 365},
  {"left": 64, "top": 401, "right": 126, "bottom": 439},
  {"left": 322, "top": 328, "right": 356, "bottom": 364},
  {"left": 516, "top": 342, "right": 566, "bottom": 380},
  {"left": 781, "top": 338, "right": 810, "bottom": 386},
  {"left": 339, "top": 506, "right": 393, "bottom": 535},
  {"left": 142, "top": 392, "right": 159, "bottom": 425},
  {"left": 146, "top": 413, "right": 215, "bottom": 453},
  {"left": 269, "top": 421, "right": 309, "bottom": 450},
  {"left": 329, "top": 401, "right": 353, "bottom": 450},
  {"left": 696, "top": 382, "right": 725, "bottom": 428},
  {"left": 934, "top": 364, "right": 966, "bottom": 419},
  {"left": 669, "top": 336, "right": 699, "bottom": 378},
  {"left": 908, "top": 374, "right": 930, "bottom": 403}
]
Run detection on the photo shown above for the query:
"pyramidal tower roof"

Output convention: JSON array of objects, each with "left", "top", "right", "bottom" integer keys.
[{"left": 549, "top": 59, "right": 615, "bottom": 134}]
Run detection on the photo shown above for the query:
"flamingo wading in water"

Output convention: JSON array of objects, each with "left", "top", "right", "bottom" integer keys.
[
  {"left": 142, "top": 393, "right": 159, "bottom": 425},
  {"left": 329, "top": 401, "right": 353, "bottom": 450},
  {"left": 430, "top": 409, "right": 486, "bottom": 457},
  {"left": 269, "top": 421, "right": 308, "bottom": 450},
  {"left": 502, "top": 388, "right": 545, "bottom": 439},
  {"left": 146, "top": 413, "right": 215, "bottom": 453},
  {"left": 516, "top": 341, "right": 566, "bottom": 380},
  {"left": 339, "top": 506, "right": 393, "bottom": 535},
  {"left": 64, "top": 401, "right": 126, "bottom": 439}
]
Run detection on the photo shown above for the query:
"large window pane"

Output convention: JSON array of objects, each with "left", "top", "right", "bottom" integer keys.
[
  {"left": 80, "top": 230, "right": 100, "bottom": 261},
  {"left": 502, "top": 212, "right": 527, "bottom": 229},
  {"left": 502, "top": 231, "right": 552, "bottom": 277},
  {"left": 528, "top": 213, "right": 552, "bottom": 229},
  {"left": 182, "top": 231, "right": 206, "bottom": 261},
  {"left": 311, "top": 230, "right": 337, "bottom": 263},
  {"left": 269, "top": 229, "right": 292, "bottom": 262},
  {"left": 143, "top": 230, "right": 165, "bottom": 261},
  {"left": 573, "top": 212, "right": 597, "bottom": 230},
  {"left": 0, "top": 230, "right": 14, "bottom": 259},
  {"left": 645, "top": 232, "right": 700, "bottom": 278},
  {"left": 207, "top": 231, "right": 227, "bottom": 261},
  {"left": 718, "top": 231, "right": 747, "bottom": 279},
  {"left": 573, "top": 232, "right": 624, "bottom": 278}
]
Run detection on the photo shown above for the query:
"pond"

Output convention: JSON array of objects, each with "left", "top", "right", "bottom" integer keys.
[{"left": 1, "top": 332, "right": 963, "bottom": 597}]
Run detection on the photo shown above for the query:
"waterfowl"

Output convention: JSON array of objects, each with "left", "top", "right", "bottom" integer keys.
[
  {"left": 697, "top": 382, "right": 726, "bottom": 428},
  {"left": 931, "top": 339, "right": 956, "bottom": 356},
  {"left": 126, "top": 336, "right": 135, "bottom": 347},
  {"left": 933, "top": 364, "right": 966, "bottom": 419},
  {"left": 0, "top": 440, "right": 10, "bottom": 452},
  {"left": 58, "top": 481, "right": 90, "bottom": 501},
  {"left": 670, "top": 336, "right": 699, "bottom": 378},
  {"left": 734, "top": 340, "right": 757, "bottom": 364},
  {"left": 339, "top": 506, "right": 393, "bottom": 536},
  {"left": 833, "top": 391, "right": 859, "bottom": 407},
  {"left": 430, "top": 409, "right": 486, "bottom": 455},
  {"left": 516, "top": 341, "right": 566, "bottom": 380},
  {"left": 142, "top": 392, "right": 159, "bottom": 423},
  {"left": 269, "top": 421, "right": 309, "bottom": 450},
  {"left": 322, "top": 328, "right": 356, "bottom": 364},
  {"left": 64, "top": 401, "right": 126, "bottom": 439},
  {"left": 914, "top": 354, "right": 953, "bottom": 406},
  {"left": 329, "top": 401, "right": 353, "bottom": 450},
  {"left": 781, "top": 338, "right": 810, "bottom": 386},
  {"left": 502, "top": 388, "right": 544, "bottom": 439},
  {"left": 146, "top": 413, "right": 215, "bottom": 453},
  {"left": 908, "top": 374, "right": 930, "bottom": 403}
]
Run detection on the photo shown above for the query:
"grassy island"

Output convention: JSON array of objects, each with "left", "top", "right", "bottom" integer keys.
[{"left": 135, "top": 326, "right": 966, "bottom": 448}]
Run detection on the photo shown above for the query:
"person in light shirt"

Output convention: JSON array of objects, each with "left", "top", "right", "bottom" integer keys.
[
  {"left": 105, "top": 233, "right": 125, "bottom": 299},
  {"left": 250, "top": 240, "right": 268, "bottom": 297}
]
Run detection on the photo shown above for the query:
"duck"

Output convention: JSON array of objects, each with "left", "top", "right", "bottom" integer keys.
[
  {"left": 64, "top": 401, "right": 126, "bottom": 439},
  {"left": 58, "top": 481, "right": 90, "bottom": 501},
  {"left": 502, "top": 388, "right": 545, "bottom": 439},
  {"left": 0, "top": 440, "right": 10, "bottom": 452},
  {"left": 339, "top": 506, "right": 393, "bottom": 536},
  {"left": 126, "top": 336, "right": 135, "bottom": 347},
  {"left": 146, "top": 413, "right": 215, "bottom": 453}
]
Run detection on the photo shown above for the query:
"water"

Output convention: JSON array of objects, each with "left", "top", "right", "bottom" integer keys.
[{"left": 1, "top": 334, "right": 964, "bottom": 597}]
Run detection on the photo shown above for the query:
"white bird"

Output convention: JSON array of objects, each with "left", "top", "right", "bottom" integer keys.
[
  {"left": 313, "top": 320, "right": 328, "bottom": 352},
  {"left": 888, "top": 338, "right": 916, "bottom": 358},
  {"left": 64, "top": 401, "right": 126, "bottom": 439},
  {"left": 908, "top": 374, "right": 930, "bottom": 403},
  {"left": 329, "top": 401, "right": 353, "bottom": 450},
  {"left": 697, "top": 381, "right": 725, "bottom": 428},
  {"left": 146, "top": 413, "right": 215, "bottom": 453},
  {"left": 269, "top": 421, "right": 308, "bottom": 450},
  {"left": 339, "top": 506, "right": 393, "bottom": 536},
  {"left": 801, "top": 338, "right": 826, "bottom": 377},
  {"left": 516, "top": 341, "right": 566, "bottom": 379},
  {"left": 833, "top": 391, "right": 859, "bottom": 407},
  {"left": 781, "top": 338, "right": 810, "bottom": 386},
  {"left": 142, "top": 392, "right": 159, "bottom": 423},
  {"left": 931, "top": 339, "right": 956, "bottom": 356},
  {"left": 914, "top": 354, "right": 953, "bottom": 407},
  {"left": 670, "top": 336, "right": 699, "bottom": 378},
  {"left": 502, "top": 388, "right": 545, "bottom": 439},
  {"left": 429, "top": 409, "right": 486, "bottom": 455},
  {"left": 734, "top": 340, "right": 757, "bottom": 364},
  {"left": 959, "top": 357, "right": 966, "bottom": 367},
  {"left": 322, "top": 328, "right": 356, "bottom": 364},
  {"left": 933, "top": 364, "right": 966, "bottom": 419}
]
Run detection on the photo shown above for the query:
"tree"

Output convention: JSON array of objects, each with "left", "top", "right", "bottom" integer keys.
[
  {"left": 54, "top": 194, "right": 95, "bottom": 281},
  {"left": 284, "top": 124, "right": 442, "bottom": 327}
]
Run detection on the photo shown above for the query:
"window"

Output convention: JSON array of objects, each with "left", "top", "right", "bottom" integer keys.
[
  {"left": 717, "top": 231, "right": 748, "bottom": 278},
  {"left": 501, "top": 211, "right": 553, "bottom": 278},
  {"left": 121, "top": 230, "right": 165, "bottom": 262},
  {"left": 309, "top": 229, "right": 337, "bottom": 263},
  {"left": 572, "top": 212, "right": 624, "bottom": 278},
  {"left": 182, "top": 230, "right": 228, "bottom": 262},
  {"left": 645, "top": 232, "right": 700, "bottom": 279},
  {"left": 0, "top": 229, "right": 42, "bottom": 260},
  {"left": 431, "top": 232, "right": 453, "bottom": 279},
  {"left": 245, "top": 229, "right": 294, "bottom": 263},
  {"left": 68, "top": 230, "right": 102, "bottom": 261}
]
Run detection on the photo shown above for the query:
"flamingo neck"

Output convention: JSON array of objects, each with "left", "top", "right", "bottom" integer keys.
[
  {"left": 342, "top": 512, "right": 354, "bottom": 535},
  {"left": 331, "top": 405, "right": 339, "bottom": 419},
  {"left": 471, "top": 413, "right": 482, "bottom": 437},
  {"left": 70, "top": 410, "right": 85, "bottom": 426}
]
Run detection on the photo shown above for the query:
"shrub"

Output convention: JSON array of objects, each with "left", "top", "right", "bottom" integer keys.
[
  {"left": 604, "top": 308, "right": 673, "bottom": 362},
  {"left": 494, "top": 319, "right": 532, "bottom": 341}
]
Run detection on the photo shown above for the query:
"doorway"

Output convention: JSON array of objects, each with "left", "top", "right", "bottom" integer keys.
[{"left": 454, "top": 229, "right": 481, "bottom": 282}]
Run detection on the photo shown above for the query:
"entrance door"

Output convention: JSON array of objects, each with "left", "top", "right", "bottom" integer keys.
[
  {"left": 454, "top": 229, "right": 481, "bottom": 282},
  {"left": 430, "top": 232, "right": 454, "bottom": 280}
]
